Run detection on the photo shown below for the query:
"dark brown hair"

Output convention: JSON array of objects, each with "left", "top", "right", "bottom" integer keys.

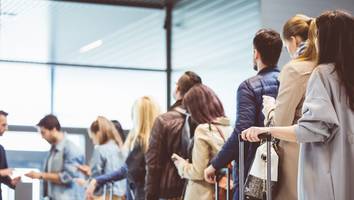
[
  {"left": 177, "top": 71, "right": 202, "bottom": 97},
  {"left": 316, "top": 10, "right": 354, "bottom": 111},
  {"left": 183, "top": 84, "right": 225, "bottom": 124},
  {"left": 0, "top": 111, "right": 8, "bottom": 117},
  {"left": 253, "top": 29, "right": 283, "bottom": 67},
  {"left": 37, "top": 114, "right": 61, "bottom": 131}
]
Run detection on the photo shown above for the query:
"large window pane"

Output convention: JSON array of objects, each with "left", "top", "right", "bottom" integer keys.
[
  {"left": 0, "top": 0, "right": 49, "bottom": 62},
  {"left": 54, "top": 67, "right": 167, "bottom": 128},
  {"left": 51, "top": 1, "right": 166, "bottom": 69},
  {"left": 0, "top": 63, "right": 51, "bottom": 125},
  {"left": 173, "top": 0, "right": 260, "bottom": 123}
]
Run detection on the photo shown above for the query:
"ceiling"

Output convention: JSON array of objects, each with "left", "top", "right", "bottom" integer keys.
[{"left": 0, "top": 0, "right": 260, "bottom": 70}]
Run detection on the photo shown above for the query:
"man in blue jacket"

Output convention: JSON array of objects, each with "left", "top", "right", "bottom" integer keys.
[{"left": 204, "top": 29, "right": 282, "bottom": 199}]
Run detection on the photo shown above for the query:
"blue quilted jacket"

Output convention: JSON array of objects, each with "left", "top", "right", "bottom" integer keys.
[{"left": 211, "top": 67, "right": 280, "bottom": 200}]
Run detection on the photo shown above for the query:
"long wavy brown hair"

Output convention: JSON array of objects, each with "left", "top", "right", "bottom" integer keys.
[
  {"left": 316, "top": 10, "right": 354, "bottom": 111},
  {"left": 183, "top": 84, "right": 225, "bottom": 124}
]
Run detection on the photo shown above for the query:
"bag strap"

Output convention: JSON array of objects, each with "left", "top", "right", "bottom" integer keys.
[{"left": 212, "top": 123, "right": 226, "bottom": 142}]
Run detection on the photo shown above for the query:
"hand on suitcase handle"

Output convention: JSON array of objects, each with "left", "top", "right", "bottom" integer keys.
[{"left": 240, "top": 127, "right": 271, "bottom": 142}]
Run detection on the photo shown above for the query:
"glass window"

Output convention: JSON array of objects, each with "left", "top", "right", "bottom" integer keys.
[
  {"left": 0, "top": 0, "right": 50, "bottom": 62},
  {"left": 53, "top": 66, "right": 167, "bottom": 128},
  {"left": 0, "top": 63, "right": 51, "bottom": 126},
  {"left": 172, "top": 0, "right": 261, "bottom": 123},
  {"left": 51, "top": 1, "right": 166, "bottom": 69}
]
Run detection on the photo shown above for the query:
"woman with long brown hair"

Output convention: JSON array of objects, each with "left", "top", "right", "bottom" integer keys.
[
  {"left": 242, "top": 10, "right": 354, "bottom": 199},
  {"left": 172, "top": 84, "right": 232, "bottom": 200}
]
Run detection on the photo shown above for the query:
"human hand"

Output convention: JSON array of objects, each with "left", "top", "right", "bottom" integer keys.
[
  {"left": 75, "top": 178, "right": 87, "bottom": 187},
  {"left": 0, "top": 168, "right": 13, "bottom": 177},
  {"left": 25, "top": 171, "right": 42, "bottom": 179},
  {"left": 204, "top": 165, "right": 216, "bottom": 184},
  {"left": 171, "top": 153, "right": 187, "bottom": 167},
  {"left": 241, "top": 127, "right": 270, "bottom": 142},
  {"left": 11, "top": 176, "right": 21, "bottom": 187},
  {"left": 85, "top": 179, "right": 97, "bottom": 200},
  {"left": 77, "top": 165, "right": 91, "bottom": 176}
]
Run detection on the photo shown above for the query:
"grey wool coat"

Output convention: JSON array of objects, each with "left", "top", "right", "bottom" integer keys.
[{"left": 294, "top": 64, "right": 354, "bottom": 200}]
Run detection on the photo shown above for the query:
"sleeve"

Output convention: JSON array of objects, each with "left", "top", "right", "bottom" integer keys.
[
  {"left": 294, "top": 69, "right": 339, "bottom": 143},
  {"left": 273, "top": 64, "right": 310, "bottom": 126},
  {"left": 145, "top": 117, "right": 164, "bottom": 200},
  {"left": 211, "top": 81, "right": 257, "bottom": 170},
  {"left": 0, "top": 146, "right": 14, "bottom": 188},
  {"left": 89, "top": 148, "right": 105, "bottom": 178},
  {"left": 58, "top": 146, "right": 85, "bottom": 185},
  {"left": 176, "top": 126, "right": 210, "bottom": 180},
  {"left": 95, "top": 164, "right": 128, "bottom": 186}
]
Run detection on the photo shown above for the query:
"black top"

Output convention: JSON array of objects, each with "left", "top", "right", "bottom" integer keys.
[{"left": 0, "top": 144, "right": 14, "bottom": 200}]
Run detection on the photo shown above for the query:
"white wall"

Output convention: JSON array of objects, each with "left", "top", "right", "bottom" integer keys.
[{"left": 261, "top": 0, "right": 354, "bottom": 66}]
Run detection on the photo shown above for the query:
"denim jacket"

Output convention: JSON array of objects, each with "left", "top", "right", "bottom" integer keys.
[
  {"left": 90, "top": 140, "right": 126, "bottom": 197},
  {"left": 44, "top": 135, "right": 85, "bottom": 200}
]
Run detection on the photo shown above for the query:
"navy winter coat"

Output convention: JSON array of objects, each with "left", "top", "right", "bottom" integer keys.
[{"left": 211, "top": 67, "right": 280, "bottom": 200}]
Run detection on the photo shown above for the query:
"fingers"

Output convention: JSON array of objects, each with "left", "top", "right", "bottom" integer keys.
[{"left": 241, "top": 127, "right": 261, "bottom": 142}]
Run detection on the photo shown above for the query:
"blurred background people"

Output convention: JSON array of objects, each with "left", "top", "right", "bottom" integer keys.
[
  {"left": 0, "top": 111, "right": 21, "bottom": 200},
  {"left": 86, "top": 96, "right": 160, "bottom": 200},
  {"left": 77, "top": 116, "right": 126, "bottom": 200},
  {"left": 25, "top": 114, "right": 85, "bottom": 200}
]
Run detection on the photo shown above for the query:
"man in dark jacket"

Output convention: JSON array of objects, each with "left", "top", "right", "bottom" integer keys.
[
  {"left": 145, "top": 71, "right": 202, "bottom": 200},
  {"left": 0, "top": 111, "right": 21, "bottom": 200},
  {"left": 204, "top": 29, "right": 282, "bottom": 200}
]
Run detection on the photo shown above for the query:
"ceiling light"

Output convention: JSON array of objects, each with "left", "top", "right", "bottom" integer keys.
[{"left": 79, "top": 40, "right": 103, "bottom": 53}]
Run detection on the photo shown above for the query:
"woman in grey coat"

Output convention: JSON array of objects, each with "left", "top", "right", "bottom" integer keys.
[{"left": 241, "top": 10, "right": 354, "bottom": 200}]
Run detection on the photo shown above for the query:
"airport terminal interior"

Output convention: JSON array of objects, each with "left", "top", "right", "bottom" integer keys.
[{"left": 0, "top": 0, "right": 354, "bottom": 199}]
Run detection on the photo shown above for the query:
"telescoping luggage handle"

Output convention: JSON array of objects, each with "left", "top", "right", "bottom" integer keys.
[
  {"left": 215, "top": 167, "right": 232, "bottom": 200},
  {"left": 238, "top": 132, "right": 272, "bottom": 200},
  {"left": 102, "top": 182, "right": 114, "bottom": 200}
]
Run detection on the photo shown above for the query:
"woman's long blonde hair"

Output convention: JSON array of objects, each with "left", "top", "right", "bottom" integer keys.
[
  {"left": 124, "top": 96, "right": 160, "bottom": 152},
  {"left": 90, "top": 116, "right": 124, "bottom": 147}
]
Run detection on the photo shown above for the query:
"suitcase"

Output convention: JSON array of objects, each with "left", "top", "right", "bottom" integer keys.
[
  {"left": 102, "top": 182, "right": 114, "bottom": 200},
  {"left": 214, "top": 166, "right": 232, "bottom": 200},
  {"left": 239, "top": 133, "right": 272, "bottom": 200}
]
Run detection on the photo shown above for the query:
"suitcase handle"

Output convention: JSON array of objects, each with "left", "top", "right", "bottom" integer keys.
[
  {"left": 238, "top": 132, "right": 272, "bottom": 200},
  {"left": 239, "top": 132, "right": 271, "bottom": 142}
]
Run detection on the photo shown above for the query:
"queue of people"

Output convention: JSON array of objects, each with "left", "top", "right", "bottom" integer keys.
[{"left": 0, "top": 9, "right": 353, "bottom": 200}]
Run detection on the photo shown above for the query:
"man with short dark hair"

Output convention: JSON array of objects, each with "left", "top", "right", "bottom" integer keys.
[
  {"left": 204, "top": 29, "right": 282, "bottom": 200},
  {"left": 25, "top": 114, "right": 85, "bottom": 200},
  {"left": 0, "top": 110, "right": 21, "bottom": 200}
]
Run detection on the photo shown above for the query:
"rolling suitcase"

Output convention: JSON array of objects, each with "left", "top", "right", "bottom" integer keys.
[
  {"left": 239, "top": 133, "right": 273, "bottom": 200},
  {"left": 215, "top": 166, "right": 232, "bottom": 200},
  {"left": 102, "top": 182, "right": 114, "bottom": 200}
]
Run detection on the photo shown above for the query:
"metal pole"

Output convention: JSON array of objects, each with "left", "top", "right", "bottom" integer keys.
[
  {"left": 267, "top": 138, "right": 272, "bottom": 200},
  {"left": 165, "top": 0, "right": 173, "bottom": 109},
  {"left": 239, "top": 135, "right": 244, "bottom": 200}
]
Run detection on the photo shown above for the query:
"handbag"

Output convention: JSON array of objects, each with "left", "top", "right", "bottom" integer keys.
[{"left": 243, "top": 121, "right": 279, "bottom": 200}]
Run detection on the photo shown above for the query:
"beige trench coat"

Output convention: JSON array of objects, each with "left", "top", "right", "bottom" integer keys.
[
  {"left": 175, "top": 117, "right": 232, "bottom": 200},
  {"left": 271, "top": 60, "right": 315, "bottom": 200}
]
